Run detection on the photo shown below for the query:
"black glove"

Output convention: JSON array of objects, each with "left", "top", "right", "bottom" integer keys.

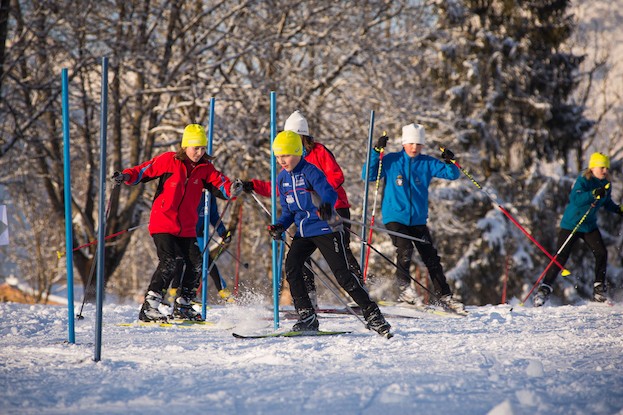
[
  {"left": 111, "top": 171, "right": 129, "bottom": 185},
  {"left": 592, "top": 186, "right": 607, "bottom": 200},
  {"left": 220, "top": 230, "right": 232, "bottom": 245},
  {"left": 619, "top": 205, "right": 623, "bottom": 216},
  {"left": 267, "top": 224, "right": 285, "bottom": 240},
  {"left": 318, "top": 202, "right": 333, "bottom": 221},
  {"left": 242, "top": 180, "right": 254, "bottom": 193},
  {"left": 374, "top": 133, "right": 389, "bottom": 152},
  {"left": 441, "top": 148, "right": 455, "bottom": 164},
  {"left": 230, "top": 179, "right": 244, "bottom": 197}
]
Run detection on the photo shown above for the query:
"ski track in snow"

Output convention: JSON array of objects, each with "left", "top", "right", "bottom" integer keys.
[{"left": 1, "top": 302, "right": 623, "bottom": 415}]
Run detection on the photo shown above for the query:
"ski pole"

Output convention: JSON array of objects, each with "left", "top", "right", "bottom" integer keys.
[
  {"left": 441, "top": 147, "right": 571, "bottom": 277},
  {"left": 248, "top": 190, "right": 367, "bottom": 324},
  {"left": 341, "top": 217, "right": 429, "bottom": 244},
  {"left": 344, "top": 227, "right": 463, "bottom": 315},
  {"left": 223, "top": 247, "right": 249, "bottom": 269},
  {"left": 76, "top": 182, "right": 119, "bottom": 319},
  {"left": 363, "top": 132, "right": 386, "bottom": 283},
  {"left": 519, "top": 201, "right": 598, "bottom": 306},
  {"left": 199, "top": 197, "right": 234, "bottom": 256},
  {"left": 56, "top": 223, "right": 148, "bottom": 258}
]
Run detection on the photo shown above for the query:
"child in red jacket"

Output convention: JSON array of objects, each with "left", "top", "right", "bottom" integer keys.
[{"left": 112, "top": 124, "right": 243, "bottom": 322}]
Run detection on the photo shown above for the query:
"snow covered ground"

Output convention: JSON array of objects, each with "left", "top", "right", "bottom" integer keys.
[{"left": 1, "top": 299, "right": 622, "bottom": 415}]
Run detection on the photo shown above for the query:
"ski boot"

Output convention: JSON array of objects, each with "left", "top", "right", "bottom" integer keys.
[
  {"left": 218, "top": 288, "right": 235, "bottom": 303},
  {"left": 292, "top": 308, "right": 319, "bottom": 332},
  {"left": 592, "top": 282, "right": 607, "bottom": 303},
  {"left": 363, "top": 303, "right": 392, "bottom": 338},
  {"left": 439, "top": 294, "right": 466, "bottom": 314},
  {"left": 138, "top": 290, "right": 169, "bottom": 322},
  {"left": 399, "top": 286, "right": 423, "bottom": 306},
  {"left": 533, "top": 284, "right": 552, "bottom": 307},
  {"left": 172, "top": 288, "right": 203, "bottom": 321}
]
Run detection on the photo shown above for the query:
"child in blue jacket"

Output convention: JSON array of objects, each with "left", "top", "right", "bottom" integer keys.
[
  {"left": 363, "top": 123, "right": 464, "bottom": 313},
  {"left": 533, "top": 152, "right": 622, "bottom": 306},
  {"left": 268, "top": 131, "right": 391, "bottom": 337}
]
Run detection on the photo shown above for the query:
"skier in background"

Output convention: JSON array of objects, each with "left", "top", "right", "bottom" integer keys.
[
  {"left": 245, "top": 110, "right": 363, "bottom": 309},
  {"left": 363, "top": 123, "right": 465, "bottom": 313},
  {"left": 112, "top": 124, "right": 243, "bottom": 322},
  {"left": 267, "top": 130, "right": 392, "bottom": 336},
  {"left": 167, "top": 191, "right": 234, "bottom": 306},
  {"left": 533, "top": 152, "right": 622, "bottom": 307}
]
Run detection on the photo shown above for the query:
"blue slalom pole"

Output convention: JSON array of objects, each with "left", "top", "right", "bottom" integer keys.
[
  {"left": 270, "top": 91, "right": 280, "bottom": 329},
  {"left": 359, "top": 110, "right": 375, "bottom": 270},
  {"left": 61, "top": 68, "right": 75, "bottom": 344},
  {"left": 201, "top": 97, "right": 216, "bottom": 319},
  {"left": 94, "top": 57, "right": 109, "bottom": 362}
]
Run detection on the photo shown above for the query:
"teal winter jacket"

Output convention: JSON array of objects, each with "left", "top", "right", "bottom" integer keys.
[{"left": 559, "top": 174, "right": 619, "bottom": 233}]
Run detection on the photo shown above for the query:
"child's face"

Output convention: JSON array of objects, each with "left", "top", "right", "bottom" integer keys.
[
  {"left": 591, "top": 166, "right": 608, "bottom": 180},
  {"left": 185, "top": 146, "right": 206, "bottom": 162},
  {"left": 276, "top": 154, "right": 301, "bottom": 172},
  {"left": 403, "top": 143, "right": 423, "bottom": 157}
]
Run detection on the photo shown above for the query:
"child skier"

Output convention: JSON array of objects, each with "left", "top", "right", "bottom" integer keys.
[
  {"left": 112, "top": 124, "right": 243, "bottom": 322},
  {"left": 267, "top": 130, "right": 392, "bottom": 337},
  {"left": 533, "top": 152, "right": 622, "bottom": 306}
]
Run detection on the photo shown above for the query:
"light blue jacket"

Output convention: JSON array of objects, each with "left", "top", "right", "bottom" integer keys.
[
  {"left": 560, "top": 174, "right": 619, "bottom": 233},
  {"left": 363, "top": 149, "right": 459, "bottom": 226}
]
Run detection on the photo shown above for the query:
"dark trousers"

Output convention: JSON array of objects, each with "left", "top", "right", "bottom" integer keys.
[
  {"left": 543, "top": 228, "right": 607, "bottom": 286},
  {"left": 301, "top": 208, "right": 363, "bottom": 292},
  {"left": 285, "top": 231, "right": 373, "bottom": 311},
  {"left": 171, "top": 247, "right": 224, "bottom": 292},
  {"left": 385, "top": 222, "right": 451, "bottom": 296},
  {"left": 147, "top": 234, "right": 202, "bottom": 294}
]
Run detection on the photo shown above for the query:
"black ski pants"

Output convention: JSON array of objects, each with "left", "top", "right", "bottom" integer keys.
[
  {"left": 543, "top": 228, "right": 607, "bottom": 287},
  {"left": 301, "top": 208, "right": 363, "bottom": 292},
  {"left": 285, "top": 231, "right": 373, "bottom": 311},
  {"left": 147, "top": 233, "right": 202, "bottom": 295},
  {"left": 385, "top": 222, "right": 451, "bottom": 296}
]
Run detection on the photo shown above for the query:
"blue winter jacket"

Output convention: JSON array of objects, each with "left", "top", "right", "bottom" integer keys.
[
  {"left": 276, "top": 158, "right": 339, "bottom": 238},
  {"left": 559, "top": 174, "right": 619, "bottom": 233},
  {"left": 363, "top": 149, "right": 460, "bottom": 226}
]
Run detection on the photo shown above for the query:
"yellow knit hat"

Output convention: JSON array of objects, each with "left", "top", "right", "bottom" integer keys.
[
  {"left": 272, "top": 131, "right": 303, "bottom": 156},
  {"left": 181, "top": 124, "right": 207, "bottom": 148},
  {"left": 588, "top": 152, "right": 610, "bottom": 169}
]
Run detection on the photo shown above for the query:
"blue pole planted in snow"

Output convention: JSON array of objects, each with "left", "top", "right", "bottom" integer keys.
[
  {"left": 270, "top": 91, "right": 280, "bottom": 329},
  {"left": 201, "top": 97, "right": 216, "bottom": 319},
  {"left": 94, "top": 57, "right": 109, "bottom": 362},
  {"left": 61, "top": 68, "right": 75, "bottom": 344},
  {"left": 360, "top": 110, "right": 375, "bottom": 269}
]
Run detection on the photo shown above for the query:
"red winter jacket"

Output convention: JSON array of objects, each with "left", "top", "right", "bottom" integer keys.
[
  {"left": 252, "top": 143, "right": 350, "bottom": 209},
  {"left": 123, "top": 152, "right": 233, "bottom": 237}
]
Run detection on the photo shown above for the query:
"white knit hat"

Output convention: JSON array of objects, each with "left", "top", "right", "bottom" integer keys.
[
  {"left": 401, "top": 123, "right": 425, "bottom": 145},
  {"left": 284, "top": 110, "right": 310, "bottom": 136}
]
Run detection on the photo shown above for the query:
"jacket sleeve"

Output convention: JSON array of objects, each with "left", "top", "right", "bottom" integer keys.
[
  {"left": 431, "top": 157, "right": 460, "bottom": 180},
  {"left": 122, "top": 153, "right": 170, "bottom": 185},
  {"left": 276, "top": 179, "right": 295, "bottom": 229},
  {"left": 361, "top": 150, "right": 383, "bottom": 181},
  {"left": 315, "top": 145, "right": 345, "bottom": 190},
  {"left": 251, "top": 179, "right": 276, "bottom": 197},
  {"left": 568, "top": 177, "right": 596, "bottom": 208},
  {"left": 204, "top": 163, "right": 234, "bottom": 199},
  {"left": 309, "top": 166, "right": 338, "bottom": 206}
]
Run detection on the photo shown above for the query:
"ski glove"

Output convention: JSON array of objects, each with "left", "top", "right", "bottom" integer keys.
[
  {"left": 441, "top": 148, "right": 455, "bottom": 164},
  {"left": 318, "top": 202, "right": 333, "bottom": 221},
  {"left": 111, "top": 171, "right": 129, "bottom": 185},
  {"left": 230, "top": 179, "right": 244, "bottom": 197},
  {"left": 268, "top": 224, "right": 285, "bottom": 240},
  {"left": 374, "top": 133, "right": 389, "bottom": 152},
  {"left": 242, "top": 180, "right": 254, "bottom": 193},
  {"left": 220, "top": 230, "right": 232, "bottom": 245},
  {"left": 592, "top": 186, "right": 607, "bottom": 200}
]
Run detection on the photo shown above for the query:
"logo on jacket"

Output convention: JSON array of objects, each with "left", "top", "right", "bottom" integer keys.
[
  {"left": 286, "top": 195, "right": 295, "bottom": 204},
  {"left": 193, "top": 179, "right": 199, "bottom": 185},
  {"left": 396, "top": 175, "right": 403, "bottom": 186}
]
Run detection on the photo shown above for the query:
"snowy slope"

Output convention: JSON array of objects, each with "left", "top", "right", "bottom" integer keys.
[{"left": 1, "top": 301, "right": 622, "bottom": 415}]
